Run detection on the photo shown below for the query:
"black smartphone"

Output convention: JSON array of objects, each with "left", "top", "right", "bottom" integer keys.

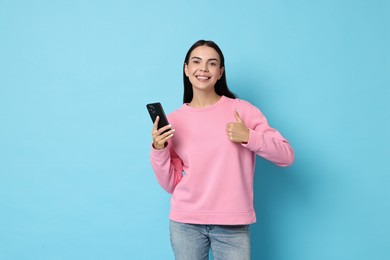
[{"left": 146, "top": 102, "right": 170, "bottom": 132}]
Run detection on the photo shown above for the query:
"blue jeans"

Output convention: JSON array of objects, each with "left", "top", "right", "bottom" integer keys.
[{"left": 169, "top": 220, "right": 250, "bottom": 260}]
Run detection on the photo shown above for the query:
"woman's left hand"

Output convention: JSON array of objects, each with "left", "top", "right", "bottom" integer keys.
[{"left": 226, "top": 110, "right": 250, "bottom": 144}]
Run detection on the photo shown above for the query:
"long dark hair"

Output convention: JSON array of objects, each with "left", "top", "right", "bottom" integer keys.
[{"left": 183, "top": 40, "right": 236, "bottom": 103}]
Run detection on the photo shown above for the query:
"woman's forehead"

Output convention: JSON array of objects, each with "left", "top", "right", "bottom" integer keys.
[{"left": 190, "top": 46, "right": 220, "bottom": 60}]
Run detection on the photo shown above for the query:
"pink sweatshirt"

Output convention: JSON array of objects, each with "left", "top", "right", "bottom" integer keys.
[{"left": 150, "top": 96, "right": 294, "bottom": 225}]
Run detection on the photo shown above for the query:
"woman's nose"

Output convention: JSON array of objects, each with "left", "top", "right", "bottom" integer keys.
[{"left": 200, "top": 64, "right": 209, "bottom": 72}]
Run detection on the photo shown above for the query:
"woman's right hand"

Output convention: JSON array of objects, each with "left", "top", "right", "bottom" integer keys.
[{"left": 152, "top": 116, "right": 175, "bottom": 150}]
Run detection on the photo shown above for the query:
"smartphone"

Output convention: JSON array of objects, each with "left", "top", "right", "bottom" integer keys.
[{"left": 146, "top": 102, "right": 170, "bottom": 132}]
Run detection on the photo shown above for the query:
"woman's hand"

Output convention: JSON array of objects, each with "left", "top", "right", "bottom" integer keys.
[
  {"left": 152, "top": 116, "right": 175, "bottom": 150},
  {"left": 226, "top": 110, "right": 250, "bottom": 144}
]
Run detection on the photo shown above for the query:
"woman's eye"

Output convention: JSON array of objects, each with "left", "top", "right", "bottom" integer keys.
[
  {"left": 210, "top": 62, "right": 217, "bottom": 66},
  {"left": 192, "top": 60, "right": 200, "bottom": 64}
]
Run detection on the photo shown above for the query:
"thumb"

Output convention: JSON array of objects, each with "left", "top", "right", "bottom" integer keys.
[{"left": 234, "top": 109, "right": 243, "bottom": 123}]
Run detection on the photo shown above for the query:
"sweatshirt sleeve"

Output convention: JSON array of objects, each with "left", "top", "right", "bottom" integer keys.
[
  {"left": 150, "top": 143, "right": 184, "bottom": 194},
  {"left": 242, "top": 105, "right": 294, "bottom": 167}
]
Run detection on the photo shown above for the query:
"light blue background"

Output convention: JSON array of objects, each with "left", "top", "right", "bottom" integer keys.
[{"left": 1, "top": 0, "right": 389, "bottom": 259}]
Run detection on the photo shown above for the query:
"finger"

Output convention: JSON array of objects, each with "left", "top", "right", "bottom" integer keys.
[
  {"left": 152, "top": 116, "right": 160, "bottom": 131},
  {"left": 234, "top": 109, "right": 243, "bottom": 123},
  {"left": 162, "top": 131, "right": 174, "bottom": 141},
  {"left": 157, "top": 124, "right": 172, "bottom": 135},
  {"left": 226, "top": 123, "right": 233, "bottom": 133},
  {"left": 154, "top": 130, "right": 175, "bottom": 149},
  {"left": 153, "top": 127, "right": 174, "bottom": 143}
]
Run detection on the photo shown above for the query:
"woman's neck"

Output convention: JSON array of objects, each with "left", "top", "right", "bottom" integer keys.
[{"left": 188, "top": 91, "right": 221, "bottom": 108}]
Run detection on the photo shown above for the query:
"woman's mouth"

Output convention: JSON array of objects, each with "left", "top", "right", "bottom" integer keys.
[{"left": 196, "top": 75, "right": 211, "bottom": 81}]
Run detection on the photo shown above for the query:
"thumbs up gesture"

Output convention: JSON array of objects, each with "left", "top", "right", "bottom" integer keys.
[{"left": 226, "top": 110, "right": 250, "bottom": 143}]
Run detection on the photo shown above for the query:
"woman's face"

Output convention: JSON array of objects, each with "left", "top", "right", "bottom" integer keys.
[{"left": 184, "top": 45, "right": 224, "bottom": 93}]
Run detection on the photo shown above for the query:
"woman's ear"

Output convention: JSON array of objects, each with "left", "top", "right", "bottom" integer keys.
[
  {"left": 219, "top": 67, "right": 225, "bottom": 79},
  {"left": 184, "top": 63, "right": 189, "bottom": 77}
]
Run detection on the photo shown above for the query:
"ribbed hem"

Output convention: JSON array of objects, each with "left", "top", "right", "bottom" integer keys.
[{"left": 169, "top": 209, "right": 256, "bottom": 225}]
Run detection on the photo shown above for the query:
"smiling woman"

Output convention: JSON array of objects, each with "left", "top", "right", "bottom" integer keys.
[
  {"left": 148, "top": 40, "right": 295, "bottom": 260},
  {"left": 1, "top": 0, "right": 389, "bottom": 259},
  {"left": 182, "top": 40, "right": 236, "bottom": 105},
  {"left": 184, "top": 46, "right": 224, "bottom": 107}
]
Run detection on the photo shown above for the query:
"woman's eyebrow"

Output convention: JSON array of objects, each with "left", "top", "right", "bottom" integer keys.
[{"left": 191, "top": 56, "right": 219, "bottom": 62}]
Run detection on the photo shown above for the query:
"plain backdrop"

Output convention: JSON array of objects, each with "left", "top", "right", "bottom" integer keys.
[{"left": 0, "top": 0, "right": 389, "bottom": 259}]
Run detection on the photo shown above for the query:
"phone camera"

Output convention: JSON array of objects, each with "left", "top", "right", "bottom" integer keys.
[{"left": 148, "top": 105, "right": 155, "bottom": 114}]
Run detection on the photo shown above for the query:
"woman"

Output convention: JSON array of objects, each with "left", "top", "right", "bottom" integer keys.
[{"left": 150, "top": 40, "right": 294, "bottom": 260}]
